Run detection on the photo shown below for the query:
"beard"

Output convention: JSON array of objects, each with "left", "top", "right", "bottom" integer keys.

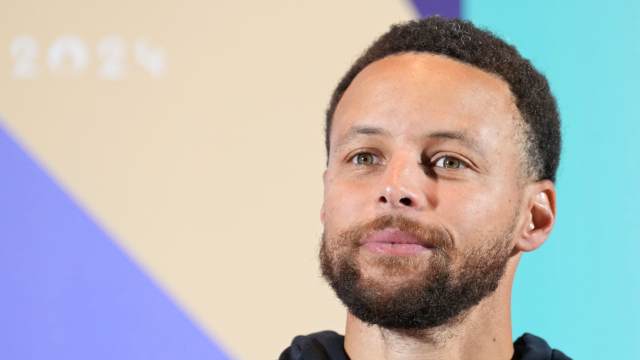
[{"left": 319, "top": 214, "right": 514, "bottom": 330}]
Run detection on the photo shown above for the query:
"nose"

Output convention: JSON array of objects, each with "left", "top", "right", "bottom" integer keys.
[{"left": 377, "top": 155, "right": 428, "bottom": 210}]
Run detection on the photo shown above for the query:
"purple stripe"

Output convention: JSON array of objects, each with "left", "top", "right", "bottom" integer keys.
[{"left": 410, "top": 0, "right": 460, "bottom": 18}]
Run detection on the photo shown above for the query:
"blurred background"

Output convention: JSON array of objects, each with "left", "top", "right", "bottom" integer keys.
[{"left": 1, "top": 1, "right": 638, "bottom": 359}]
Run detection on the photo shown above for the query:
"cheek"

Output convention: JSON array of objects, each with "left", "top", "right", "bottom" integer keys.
[
  {"left": 439, "top": 182, "right": 518, "bottom": 240},
  {"left": 323, "top": 177, "right": 377, "bottom": 232}
]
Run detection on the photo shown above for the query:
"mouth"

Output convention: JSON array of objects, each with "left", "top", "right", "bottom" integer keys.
[{"left": 360, "top": 228, "right": 432, "bottom": 256}]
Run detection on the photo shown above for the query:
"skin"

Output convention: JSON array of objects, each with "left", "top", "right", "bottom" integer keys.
[{"left": 321, "top": 53, "right": 557, "bottom": 360}]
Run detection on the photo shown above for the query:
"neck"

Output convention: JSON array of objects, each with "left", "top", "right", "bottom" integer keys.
[{"left": 344, "top": 260, "right": 517, "bottom": 360}]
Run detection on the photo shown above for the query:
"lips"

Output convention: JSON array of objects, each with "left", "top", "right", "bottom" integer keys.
[{"left": 360, "top": 228, "right": 431, "bottom": 256}]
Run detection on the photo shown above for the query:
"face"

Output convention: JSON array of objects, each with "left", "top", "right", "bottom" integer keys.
[{"left": 320, "top": 53, "right": 528, "bottom": 329}]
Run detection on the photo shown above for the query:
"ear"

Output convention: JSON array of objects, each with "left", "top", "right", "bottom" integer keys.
[
  {"left": 515, "top": 179, "right": 557, "bottom": 252},
  {"left": 320, "top": 170, "right": 328, "bottom": 224}
]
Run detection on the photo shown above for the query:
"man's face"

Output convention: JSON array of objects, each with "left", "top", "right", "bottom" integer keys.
[{"left": 320, "top": 53, "right": 527, "bottom": 329}]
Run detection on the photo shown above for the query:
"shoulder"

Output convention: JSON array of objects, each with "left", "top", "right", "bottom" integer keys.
[
  {"left": 513, "top": 333, "right": 571, "bottom": 360},
  {"left": 279, "top": 330, "right": 349, "bottom": 360}
]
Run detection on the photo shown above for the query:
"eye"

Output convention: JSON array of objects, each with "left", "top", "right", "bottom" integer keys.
[
  {"left": 351, "top": 152, "right": 379, "bottom": 166},
  {"left": 433, "top": 155, "right": 467, "bottom": 169}
]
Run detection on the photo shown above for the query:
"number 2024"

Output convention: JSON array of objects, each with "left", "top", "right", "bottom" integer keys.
[{"left": 10, "top": 35, "right": 167, "bottom": 79}]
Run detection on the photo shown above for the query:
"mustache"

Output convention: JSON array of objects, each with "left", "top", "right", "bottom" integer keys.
[{"left": 339, "top": 215, "right": 453, "bottom": 250}]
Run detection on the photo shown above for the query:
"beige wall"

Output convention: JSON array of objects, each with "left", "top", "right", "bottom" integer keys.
[{"left": 0, "top": 1, "right": 415, "bottom": 358}]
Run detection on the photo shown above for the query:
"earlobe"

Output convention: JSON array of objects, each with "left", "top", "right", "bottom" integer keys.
[{"left": 516, "top": 181, "right": 557, "bottom": 252}]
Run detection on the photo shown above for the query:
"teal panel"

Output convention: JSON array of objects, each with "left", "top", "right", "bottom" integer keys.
[{"left": 464, "top": 1, "right": 640, "bottom": 359}]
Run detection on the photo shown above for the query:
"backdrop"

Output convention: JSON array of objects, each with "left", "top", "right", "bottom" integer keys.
[{"left": 1, "top": 1, "right": 638, "bottom": 359}]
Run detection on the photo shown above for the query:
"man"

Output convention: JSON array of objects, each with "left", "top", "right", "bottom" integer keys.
[{"left": 280, "top": 17, "right": 569, "bottom": 360}]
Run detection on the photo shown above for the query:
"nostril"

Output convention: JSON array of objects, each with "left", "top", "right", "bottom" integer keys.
[
  {"left": 379, "top": 196, "right": 388, "bottom": 203},
  {"left": 399, "top": 197, "right": 412, "bottom": 207}
]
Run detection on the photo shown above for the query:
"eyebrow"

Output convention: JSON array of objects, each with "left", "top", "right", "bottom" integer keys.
[
  {"left": 334, "top": 126, "right": 391, "bottom": 151},
  {"left": 425, "top": 130, "right": 485, "bottom": 157},
  {"left": 336, "top": 125, "right": 484, "bottom": 155}
]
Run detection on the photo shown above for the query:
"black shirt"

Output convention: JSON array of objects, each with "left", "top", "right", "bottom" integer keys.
[{"left": 279, "top": 331, "right": 570, "bottom": 360}]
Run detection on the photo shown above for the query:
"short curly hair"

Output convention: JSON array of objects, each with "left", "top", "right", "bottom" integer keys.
[{"left": 325, "top": 17, "right": 561, "bottom": 182}]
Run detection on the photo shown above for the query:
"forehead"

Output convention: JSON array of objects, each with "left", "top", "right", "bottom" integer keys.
[{"left": 331, "top": 52, "right": 521, "bottom": 149}]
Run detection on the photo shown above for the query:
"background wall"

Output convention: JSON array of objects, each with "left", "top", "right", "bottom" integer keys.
[{"left": 1, "top": 1, "right": 637, "bottom": 359}]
